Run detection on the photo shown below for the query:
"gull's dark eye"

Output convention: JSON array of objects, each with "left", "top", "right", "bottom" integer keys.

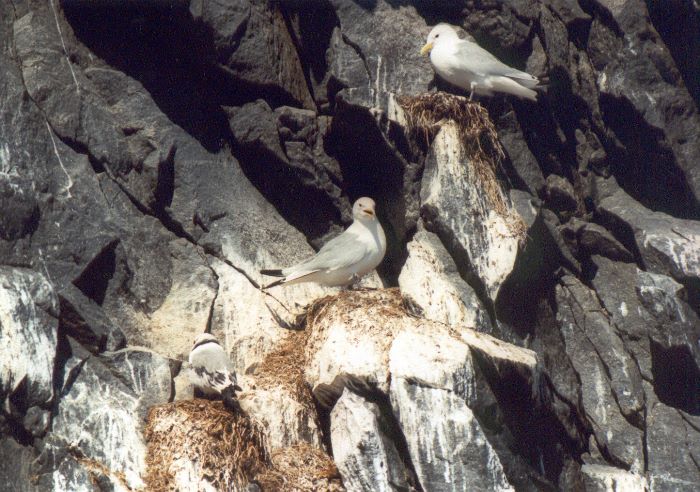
[{"left": 435, "top": 34, "right": 440, "bottom": 38}]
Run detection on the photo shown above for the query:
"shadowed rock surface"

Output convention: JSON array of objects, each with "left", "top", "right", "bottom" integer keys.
[{"left": 1, "top": 0, "right": 699, "bottom": 490}]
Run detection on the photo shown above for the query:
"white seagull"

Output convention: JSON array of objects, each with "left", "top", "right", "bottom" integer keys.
[
  {"left": 188, "top": 333, "right": 242, "bottom": 411},
  {"left": 421, "top": 23, "right": 541, "bottom": 101},
  {"left": 261, "top": 197, "right": 387, "bottom": 288}
]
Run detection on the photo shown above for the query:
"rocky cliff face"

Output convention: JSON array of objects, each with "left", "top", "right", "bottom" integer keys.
[{"left": 1, "top": 1, "right": 699, "bottom": 491}]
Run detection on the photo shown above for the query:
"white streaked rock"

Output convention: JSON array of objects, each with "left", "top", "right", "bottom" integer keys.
[
  {"left": 399, "top": 229, "right": 490, "bottom": 332},
  {"left": 421, "top": 122, "right": 521, "bottom": 302},
  {"left": 331, "top": 390, "right": 410, "bottom": 492},
  {"left": 0, "top": 267, "right": 58, "bottom": 415}
]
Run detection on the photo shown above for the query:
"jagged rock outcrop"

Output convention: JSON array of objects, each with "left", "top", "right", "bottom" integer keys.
[{"left": 1, "top": 0, "right": 699, "bottom": 490}]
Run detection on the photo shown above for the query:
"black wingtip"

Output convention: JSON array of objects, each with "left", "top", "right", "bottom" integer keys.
[
  {"left": 262, "top": 278, "right": 286, "bottom": 289},
  {"left": 260, "top": 269, "right": 284, "bottom": 277}
]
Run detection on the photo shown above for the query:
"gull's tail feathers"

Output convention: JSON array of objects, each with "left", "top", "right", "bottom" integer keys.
[
  {"left": 221, "top": 385, "right": 242, "bottom": 413},
  {"left": 492, "top": 76, "right": 538, "bottom": 101}
]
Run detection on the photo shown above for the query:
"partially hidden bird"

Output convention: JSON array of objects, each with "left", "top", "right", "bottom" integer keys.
[
  {"left": 421, "top": 23, "right": 541, "bottom": 101},
  {"left": 260, "top": 197, "right": 386, "bottom": 288},
  {"left": 188, "top": 333, "right": 242, "bottom": 411}
]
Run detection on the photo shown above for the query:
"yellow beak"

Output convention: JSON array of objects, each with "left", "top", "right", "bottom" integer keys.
[{"left": 420, "top": 42, "right": 433, "bottom": 56}]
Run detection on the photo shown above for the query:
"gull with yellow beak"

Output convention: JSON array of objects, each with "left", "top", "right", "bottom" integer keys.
[
  {"left": 260, "top": 197, "right": 386, "bottom": 288},
  {"left": 421, "top": 23, "right": 541, "bottom": 101}
]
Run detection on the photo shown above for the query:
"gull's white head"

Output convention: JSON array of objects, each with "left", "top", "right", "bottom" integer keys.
[
  {"left": 192, "top": 333, "right": 219, "bottom": 348},
  {"left": 421, "top": 23, "right": 460, "bottom": 56},
  {"left": 352, "top": 197, "right": 377, "bottom": 222}
]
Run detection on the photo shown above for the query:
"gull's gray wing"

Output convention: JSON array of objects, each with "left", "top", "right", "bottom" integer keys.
[
  {"left": 456, "top": 40, "right": 538, "bottom": 83},
  {"left": 287, "top": 231, "right": 369, "bottom": 274}
]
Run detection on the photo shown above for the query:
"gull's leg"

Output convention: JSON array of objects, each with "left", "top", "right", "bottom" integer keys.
[
  {"left": 469, "top": 81, "right": 476, "bottom": 101},
  {"left": 347, "top": 273, "right": 361, "bottom": 290}
]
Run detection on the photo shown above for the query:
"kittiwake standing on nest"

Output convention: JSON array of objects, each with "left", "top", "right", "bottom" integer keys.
[
  {"left": 421, "top": 23, "right": 541, "bottom": 101},
  {"left": 189, "top": 333, "right": 242, "bottom": 411},
  {"left": 260, "top": 197, "right": 386, "bottom": 288}
]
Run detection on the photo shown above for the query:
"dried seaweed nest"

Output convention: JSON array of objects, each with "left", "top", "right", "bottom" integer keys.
[
  {"left": 255, "top": 443, "right": 344, "bottom": 491},
  {"left": 397, "top": 92, "right": 526, "bottom": 240},
  {"left": 144, "top": 399, "right": 269, "bottom": 491}
]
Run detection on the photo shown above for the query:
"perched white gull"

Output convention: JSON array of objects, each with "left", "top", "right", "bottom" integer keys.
[
  {"left": 188, "top": 333, "right": 242, "bottom": 411},
  {"left": 261, "top": 197, "right": 386, "bottom": 288},
  {"left": 421, "top": 23, "right": 541, "bottom": 101}
]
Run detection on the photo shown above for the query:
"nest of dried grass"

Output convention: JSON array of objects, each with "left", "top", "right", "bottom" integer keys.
[
  {"left": 255, "top": 443, "right": 344, "bottom": 491},
  {"left": 305, "top": 287, "right": 406, "bottom": 325},
  {"left": 254, "top": 329, "right": 315, "bottom": 411},
  {"left": 397, "top": 92, "right": 526, "bottom": 241},
  {"left": 144, "top": 399, "right": 270, "bottom": 491}
]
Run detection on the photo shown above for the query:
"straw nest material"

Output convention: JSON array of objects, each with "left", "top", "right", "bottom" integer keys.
[
  {"left": 397, "top": 92, "right": 527, "bottom": 240},
  {"left": 144, "top": 399, "right": 269, "bottom": 491},
  {"left": 255, "top": 443, "right": 344, "bottom": 491}
]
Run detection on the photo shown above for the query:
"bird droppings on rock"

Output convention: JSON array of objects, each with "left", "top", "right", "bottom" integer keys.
[{"left": 397, "top": 92, "right": 527, "bottom": 241}]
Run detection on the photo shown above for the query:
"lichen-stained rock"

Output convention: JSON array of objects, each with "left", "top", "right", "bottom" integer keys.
[
  {"left": 421, "top": 121, "right": 522, "bottom": 303},
  {"left": 241, "top": 386, "right": 321, "bottom": 451},
  {"left": 399, "top": 229, "right": 491, "bottom": 333},
  {"left": 330, "top": 390, "right": 412, "bottom": 492},
  {"left": 597, "top": 183, "right": 700, "bottom": 287},
  {"left": 555, "top": 274, "right": 645, "bottom": 468},
  {"left": 116, "top": 238, "right": 217, "bottom": 361},
  {"left": 209, "top": 256, "right": 332, "bottom": 376},
  {"left": 43, "top": 347, "right": 173, "bottom": 490},
  {"left": 0, "top": 267, "right": 57, "bottom": 424},
  {"left": 580, "top": 464, "right": 647, "bottom": 492}
]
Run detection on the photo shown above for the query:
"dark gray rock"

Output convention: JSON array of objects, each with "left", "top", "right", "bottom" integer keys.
[
  {"left": 58, "top": 284, "right": 126, "bottom": 354},
  {"left": 0, "top": 438, "right": 40, "bottom": 492},
  {"left": 592, "top": 254, "right": 700, "bottom": 411},
  {"left": 597, "top": 181, "right": 700, "bottom": 291},
  {"left": 226, "top": 99, "right": 349, "bottom": 247},
  {"left": 560, "top": 218, "right": 634, "bottom": 262},
  {"left": 588, "top": 0, "right": 700, "bottom": 216},
  {"left": 328, "top": 0, "right": 432, "bottom": 110},
  {"left": 554, "top": 274, "right": 645, "bottom": 468},
  {"left": 190, "top": 0, "right": 314, "bottom": 109},
  {"left": 645, "top": 382, "right": 700, "bottom": 491},
  {"left": 544, "top": 174, "right": 578, "bottom": 212},
  {"left": 0, "top": 177, "right": 40, "bottom": 241}
]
